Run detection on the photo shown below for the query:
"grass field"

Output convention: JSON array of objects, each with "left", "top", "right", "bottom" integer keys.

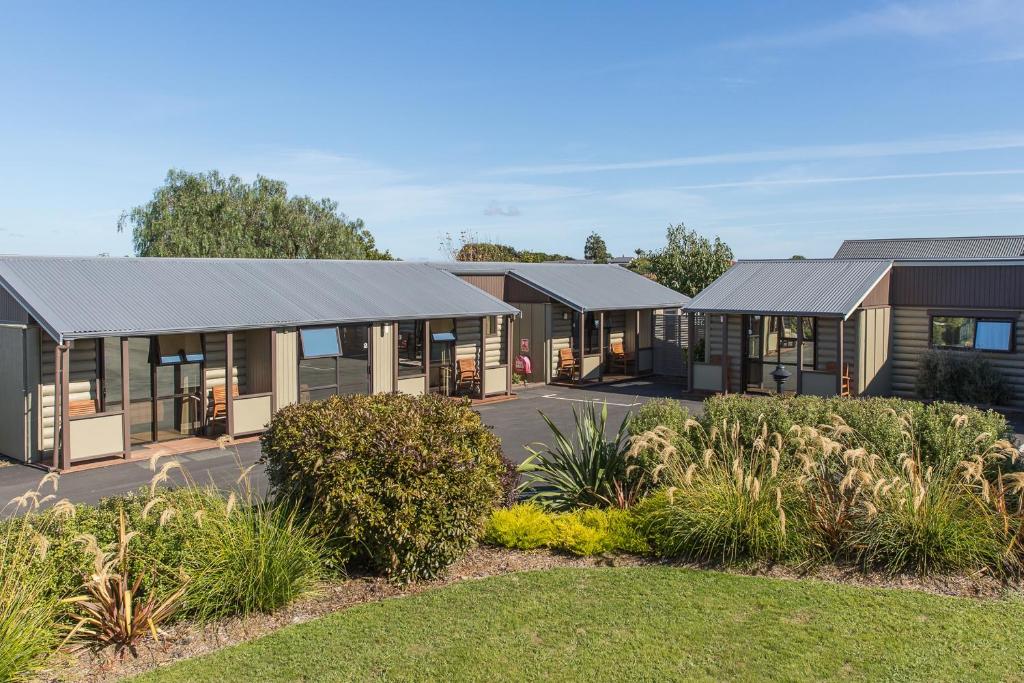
[{"left": 138, "top": 567, "right": 1024, "bottom": 682}]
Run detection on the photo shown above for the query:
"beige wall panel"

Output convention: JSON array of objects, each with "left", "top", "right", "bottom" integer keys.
[
  {"left": 274, "top": 329, "right": 299, "bottom": 408},
  {"left": 69, "top": 414, "right": 123, "bottom": 461}
]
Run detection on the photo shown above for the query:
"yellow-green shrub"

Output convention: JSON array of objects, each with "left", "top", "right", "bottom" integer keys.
[{"left": 483, "top": 503, "right": 555, "bottom": 550}]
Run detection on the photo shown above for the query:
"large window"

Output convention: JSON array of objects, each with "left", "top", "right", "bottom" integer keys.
[
  {"left": 932, "top": 316, "right": 1014, "bottom": 352},
  {"left": 397, "top": 320, "right": 424, "bottom": 377},
  {"left": 153, "top": 333, "right": 204, "bottom": 365},
  {"left": 298, "top": 325, "right": 369, "bottom": 401}
]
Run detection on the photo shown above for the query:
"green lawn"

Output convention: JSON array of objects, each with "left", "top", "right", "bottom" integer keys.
[{"left": 138, "top": 567, "right": 1024, "bottom": 682}]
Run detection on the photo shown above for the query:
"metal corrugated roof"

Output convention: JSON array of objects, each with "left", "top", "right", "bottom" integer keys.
[
  {"left": 431, "top": 262, "right": 690, "bottom": 312},
  {"left": 686, "top": 259, "right": 892, "bottom": 318},
  {"left": 0, "top": 256, "right": 519, "bottom": 342},
  {"left": 835, "top": 235, "right": 1024, "bottom": 259}
]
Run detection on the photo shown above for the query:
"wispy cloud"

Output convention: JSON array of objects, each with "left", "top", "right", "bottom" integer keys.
[
  {"left": 486, "top": 132, "right": 1024, "bottom": 176},
  {"left": 483, "top": 201, "right": 521, "bottom": 217},
  {"left": 725, "top": 0, "right": 1024, "bottom": 49},
  {"left": 674, "top": 168, "right": 1024, "bottom": 191}
]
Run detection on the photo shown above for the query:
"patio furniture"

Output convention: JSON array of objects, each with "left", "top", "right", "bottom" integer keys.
[
  {"left": 825, "top": 362, "right": 855, "bottom": 397},
  {"left": 607, "top": 341, "right": 633, "bottom": 374},
  {"left": 455, "top": 358, "right": 481, "bottom": 395},
  {"left": 68, "top": 399, "right": 97, "bottom": 417},
  {"left": 556, "top": 347, "right": 579, "bottom": 381},
  {"left": 210, "top": 382, "right": 239, "bottom": 422}
]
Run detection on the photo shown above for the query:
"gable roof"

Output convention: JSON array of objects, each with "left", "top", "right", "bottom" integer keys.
[
  {"left": 835, "top": 235, "right": 1024, "bottom": 260},
  {"left": 0, "top": 256, "right": 519, "bottom": 342},
  {"left": 432, "top": 262, "right": 690, "bottom": 312},
  {"left": 686, "top": 259, "right": 892, "bottom": 319}
]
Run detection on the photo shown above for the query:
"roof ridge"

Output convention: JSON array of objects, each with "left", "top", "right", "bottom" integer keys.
[{"left": 841, "top": 234, "right": 1024, "bottom": 243}]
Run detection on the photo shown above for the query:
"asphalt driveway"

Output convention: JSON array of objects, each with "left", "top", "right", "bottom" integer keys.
[{"left": 0, "top": 381, "right": 696, "bottom": 507}]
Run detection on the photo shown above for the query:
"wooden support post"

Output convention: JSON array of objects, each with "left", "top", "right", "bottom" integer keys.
[
  {"left": 687, "top": 312, "right": 695, "bottom": 392},
  {"left": 795, "top": 317, "right": 804, "bottom": 396},
  {"left": 59, "top": 344, "right": 71, "bottom": 470},
  {"left": 423, "top": 320, "right": 430, "bottom": 395},
  {"left": 392, "top": 323, "right": 399, "bottom": 393},
  {"left": 506, "top": 315, "right": 513, "bottom": 396},
  {"left": 479, "top": 317, "right": 487, "bottom": 399},
  {"left": 225, "top": 331, "right": 234, "bottom": 439},
  {"left": 578, "top": 311, "right": 586, "bottom": 384},
  {"left": 121, "top": 337, "right": 130, "bottom": 458},
  {"left": 598, "top": 311, "right": 605, "bottom": 381},
  {"left": 635, "top": 310, "right": 641, "bottom": 376},
  {"left": 721, "top": 314, "right": 729, "bottom": 394},
  {"left": 270, "top": 329, "right": 278, "bottom": 411},
  {"left": 836, "top": 319, "right": 845, "bottom": 396}
]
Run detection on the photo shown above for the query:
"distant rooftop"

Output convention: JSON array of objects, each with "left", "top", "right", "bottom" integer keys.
[
  {"left": 834, "top": 235, "right": 1024, "bottom": 260},
  {"left": 431, "top": 261, "right": 688, "bottom": 312}
]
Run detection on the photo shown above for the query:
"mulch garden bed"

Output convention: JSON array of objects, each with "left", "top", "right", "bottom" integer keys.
[{"left": 37, "top": 546, "right": 1016, "bottom": 682}]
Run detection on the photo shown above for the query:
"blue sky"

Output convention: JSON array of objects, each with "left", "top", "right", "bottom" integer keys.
[{"left": 1, "top": 1, "right": 1022, "bottom": 260}]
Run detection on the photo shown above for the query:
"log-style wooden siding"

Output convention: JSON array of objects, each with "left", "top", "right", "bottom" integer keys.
[
  {"left": 891, "top": 265, "right": 1024, "bottom": 309},
  {"left": 40, "top": 337, "right": 97, "bottom": 452},
  {"left": 889, "top": 306, "right": 1024, "bottom": 408},
  {"left": 484, "top": 315, "right": 507, "bottom": 368}
]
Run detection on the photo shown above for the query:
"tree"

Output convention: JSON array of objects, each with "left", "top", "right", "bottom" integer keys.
[
  {"left": 439, "top": 230, "right": 570, "bottom": 262},
  {"left": 119, "top": 170, "right": 391, "bottom": 259},
  {"left": 630, "top": 223, "right": 734, "bottom": 296},
  {"left": 583, "top": 231, "right": 611, "bottom": 263},
  {"left": 791, "top": 254, "right": 807, "bottom": 259}
]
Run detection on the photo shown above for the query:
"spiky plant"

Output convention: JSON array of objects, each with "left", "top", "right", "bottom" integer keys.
[
  {"left": 519, "top": 401, "right": 636, "bottom": 510},
  {"left": 63, "top": 509, "right": 188, "bottom": 658}
]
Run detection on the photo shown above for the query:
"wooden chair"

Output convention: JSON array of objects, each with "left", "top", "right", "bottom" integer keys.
[
  {"left": 210, "top": 383, "right": 239, "bottom": 421},
  {"left": 556, "top": 347, "right": 579, "bottom": 381},
  {"left": 68, "top": 399, "right": 97, "bottom": 417},
  {"left": 824, "top": 362, "right": 855, "bottom": 397},
  {"left": 455, "top": 358, "right": 481, "bottom": 395},
  {"left": 606, "top": 341, "right": 634, "bottom": 375}
]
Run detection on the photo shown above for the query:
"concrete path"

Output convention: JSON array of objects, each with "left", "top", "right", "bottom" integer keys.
[{"left": 0, "top": 381, "right": 696, "bottom": 507}]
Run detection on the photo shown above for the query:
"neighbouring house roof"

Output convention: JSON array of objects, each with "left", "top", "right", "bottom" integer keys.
[
  {"left": 835, "top": 235, "right": 1024, "bottom": 259},
  {"left": 0, "top": 256, "right": 519, "bottom": 342},
  {"left": 686, "top": 259, "right": 893, "bottom": 319},
  {"left": 431, "top": 261, "right": 690, "bottom": 312}
]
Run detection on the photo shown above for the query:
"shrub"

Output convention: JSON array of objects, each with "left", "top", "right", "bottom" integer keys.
[
  {"left": 916, "top": 349, "right": 1012, "bottom": 406},
  {"left": 483, "top": 503, "right": 555, "bottom": 550},
  {"left": 261, "top": 393, "right": 505, "bottom": 581},
  {"left": 483, "top": 504, "right": 648, "bottom": 556},
  {"left": 0, "top": 511, "right": 61, "bottom": 682},
  {"left": 554, "top": 508, "right": 648, "bottom": 556},
  {"left": 519, "top": 401, "right": 638, "bottom": 510},
  {"left": 634, "top": 418, "right": 810, "bottom": 565},
  {"left": 628, "top": 399, "right": 690, "bottom": 490},
  {"left": 701, "top": 394, "right": 1011, "bottom": 468},
  {"left": 173, "top": 495, "right": 324, "bottom": 621}
]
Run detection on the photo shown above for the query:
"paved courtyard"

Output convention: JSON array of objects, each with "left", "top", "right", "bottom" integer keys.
[{"left": 0, "top": 381, "right": 697, "bottom": 507}]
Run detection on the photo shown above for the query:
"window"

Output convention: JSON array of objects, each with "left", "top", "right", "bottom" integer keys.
[
  {"left": 485, "top": 315, "right": 498, "bottom": 337},
  {"left": 299, "top": 327, "right": 341, "bottom": 358},
  {"left": 397, "top": 320, "right": 424, "bottom": 377},
  {"left": 800, "top": 317, "right": 816, "bottom": 370},
  {"left": 931, "top": 316, "right": 1014, "bottom": 352},
  {"left": 153, "top": 333, "right": 204, "bottom": 365},
  {"left": 298, "top": 325, "right": 369, "bottom": 401}
]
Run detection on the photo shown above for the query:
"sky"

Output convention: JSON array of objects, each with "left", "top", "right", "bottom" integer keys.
[{"left": 0, "top": 1, "right": 1022, "bottom": 261}]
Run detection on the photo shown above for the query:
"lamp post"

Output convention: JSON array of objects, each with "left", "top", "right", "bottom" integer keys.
[{"left": 771, "top": 363, "right": 791, "bottom": 395}]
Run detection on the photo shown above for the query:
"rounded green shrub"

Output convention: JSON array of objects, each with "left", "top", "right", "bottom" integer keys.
[
  {"left": 261, "top": 393, "right": 505, "bottom": 581},
  {"left": 484, "top": 503, "right": 555, "bottom": 550}
]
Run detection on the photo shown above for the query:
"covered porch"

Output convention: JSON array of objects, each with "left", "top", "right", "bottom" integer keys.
[
  {"left": 550, "top": 304, "right": 658, "bottom": 386},
  {"left": 45, "top": 329, "right": 276, "bottom": 471}
]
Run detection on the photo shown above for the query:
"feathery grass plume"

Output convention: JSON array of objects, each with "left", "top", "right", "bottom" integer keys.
[{"left": 636, "top": 416, "right": 809, "bottom": 565}]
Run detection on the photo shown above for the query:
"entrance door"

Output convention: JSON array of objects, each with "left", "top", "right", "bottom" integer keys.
[
  {"left": 337, "top": 324, "right": 370, "bottom": 395},
  {"left": 743, "top": 315, "right": 765, "bottom": 390},
  {"left": 126, "top": 337, "right": 204, "bottom": 446}
]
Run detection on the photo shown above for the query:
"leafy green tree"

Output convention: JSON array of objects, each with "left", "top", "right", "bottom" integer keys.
[
  {"left": 119, "top": 170, "right": 391, "bottom": 259},
  {"left": 583, "top": 231, "right": 611, "bottom": 263},
  {"left": 631, "top": 223, "right": 733, "bottom": 296},
  {"left": 791, "top": 254, "right": 807, "bottom": 259}
]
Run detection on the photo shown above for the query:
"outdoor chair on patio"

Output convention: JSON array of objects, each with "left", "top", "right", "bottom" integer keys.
[
  {"left": 210, "top": 382, "right": 239, "bottom": 423},
  {"left": 455, "top": 358, "right": 481, "bottom": 395},
  {"left": 825, "top": 362, "right": 855, "bottom": 397},
  {"left": 607, "top": 341, "right": 634, "bottom": 374},
  {"left": 556, "top": 347, "right": 579, "bottom": 381},
  {"left": 68, "top": 399, "right": 97, "bottom": 417}
]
